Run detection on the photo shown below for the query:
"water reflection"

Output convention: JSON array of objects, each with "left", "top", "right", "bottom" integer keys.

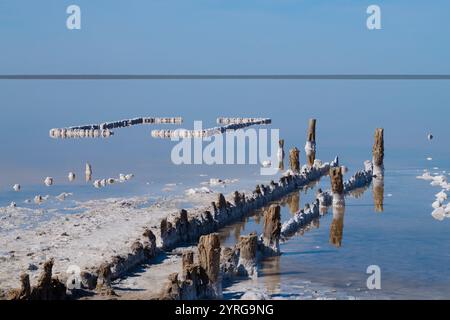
[
  {"left": 286, "top": 192, "right": 300, "bottom": 214},
  {"left": 261, "top": 255, "right": 281, "bottom": 293},
  {"left": 373, "top": 175, "right": 384, "bottom": 212},
  {"left": 329, "top": 205, "right": 345, "bottom": 248}
]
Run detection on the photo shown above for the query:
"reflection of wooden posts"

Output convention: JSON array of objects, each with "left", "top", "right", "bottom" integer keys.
[
  {"left": 237, "top": 233, "right": 258, "bottom": 278},
  {"left": 330, "top": 167, "right": 345, "bottom": 207},
  {"left": 289, "top": 147, "right": 300, "bottom": 173},
  {"left": 373, "top": 177, "right": 384, "bottom": 212},
  {"left": 287, "top": 192, "right": 300, "bottom": 214},
  {"left": 85, "top": 163, "right": 92, "bottom": 182},
  {"left": 305, "top": 119, "right": 316, "bottom": 167},
  {"left": 198, "top": 233, "right": 222, "bottom": 298},
  {"left": 329, "top": 205, "right": 345, "bottom": 248},
  {"left": 263, "top": 255, "right": 280, "bottom": 293},
  {"left": 263, "top": 205, "right": 281, "bottom": 253},
  {"left": 372, "top": 128, "right": 385, "bottom": 212},
  {"left": 278, "top": 139, "right": 285, "bottom": 170}
]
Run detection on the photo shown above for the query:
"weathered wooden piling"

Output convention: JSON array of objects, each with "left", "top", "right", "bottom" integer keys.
[
  {"left": 329, "top": 205, "right": 345, "bottom": 248},
  {"left": 263, "top": 205, "right": 281, "bottom": 254},
  {"left": 372, "top": 128, "right": 385, "bottom": 211},
  {"left": 278, "top": 139, "right": 285, "bottom": 170},
  {"left": 96, "top": 262, "right": 115, "bottom": 296},
  {"left": 236, "top": 233, "right": 258, "bottom": 278},
  {"left": 289, "top": 147, "right": 300, "bottom": 173},
  {"left": 6, "top": 273, "right": 30, "bottom": 300},
  {"left": 182, "top": 251, "right": 194, "bottom": 279},
  {"left": 198, "top": 233, "right": 222, "bottom": 298},
  {"left": 305, "top": 119, "right": 317, "bottom": 167},
  {"left": 330, "top": 167, "right": 345, "bottom": 207},
  {"left": 372, "top": 128, "right": 384, "bottom": 169},
  {"left": 217, "top": 193, "right": 227, "bottom": 210}
]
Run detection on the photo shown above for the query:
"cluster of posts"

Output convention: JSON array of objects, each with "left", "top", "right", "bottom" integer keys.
[
  {"left": 7, "top": 117, "right": 385, "bottom": 300},
  {"left": 49, "top": 117, "right": 183, "bottom": 139},
  {"left": 151, "top": 117, "right": 271, "bottom": 139}
]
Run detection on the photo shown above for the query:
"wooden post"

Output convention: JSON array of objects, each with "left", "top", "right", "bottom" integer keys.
[
  {"left": 278, "top": 139, "right": 285, "bottom": 170},
  {"left": 198, "top": 233, "right": 222, "bottom": 298},
  {"left": 305, "top": 119, "right": 316, "bottom": 167},
  {"left": 372, "top": 128, "right": 384, "bottom": 211},
  {"left": 237, "top": 233, "right": 258, "bottom": 278},
  {"left": 330, "top": 167, "right": 345, "bottom": 207},
  {"left": 330, "top": 167, "right": 344, "bottom": 195},
  {"left": 263, "top": 205, "right": 281, "bottom": 253},
  {"left": 96, "top": 262, "right": 115, "bottom": 296},
  {"left": 372, "top": 128, "right": 384, "bottom": 168},
  {"left": 85, "top": 163, "right": 92, "bottom": 182},
  {"left": 182, "top": 251, "right": 194, "bottom": 279},
  {"left": 289, "top": 147, "right": 300, "bottom": 173},
  {"left": 7, "top": 273, "right": 31, "bottom": 300},
  {"left": 217, "top": 193, "right": 227, "bottom": 210}
]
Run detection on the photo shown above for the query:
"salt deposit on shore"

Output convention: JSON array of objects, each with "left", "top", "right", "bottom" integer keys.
[{"left": 0, "top": 192, "right": 216, "bottom": 294}]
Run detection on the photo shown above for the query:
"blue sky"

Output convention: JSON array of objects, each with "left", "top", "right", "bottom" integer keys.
[
  {"left": 0, "top": 1, "right": 449, "bottom": 187},
  {"left": 1, "top": 0, "right": 449, "bottom": 74}
]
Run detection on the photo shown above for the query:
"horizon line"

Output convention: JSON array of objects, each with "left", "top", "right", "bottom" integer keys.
[{"left": 1, "top": 74, "right": 450, "bottom": 80}]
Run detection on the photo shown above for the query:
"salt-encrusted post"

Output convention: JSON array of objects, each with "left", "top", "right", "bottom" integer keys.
[
  {"left": 289, "top": 147, "right": 300, "bottom": 173},
  {"left": 182, "top": 251, "right": 194, "bottom": 279},
  {"left": 198, "top": 233, "right": 222, "bottom": 298},
  {"left": 330, "top": 167, "right": 345, "bottom": 207},
  {"left": 329, "top": 205, "right": 345, "bottom": 248},
  {"left": 85, "top": 163, "right": 92, "bottom": 182},
  {"left": 278, "top": 139, "right": 285, "bottom": 171},
  {"left": 263, "top": 205, "right": 281, "bottom": 254},
  {"left": 372, "top": 128, "right": 384, "bottom": 175},
  {"left": 7, "top": 273, "right": 31, "bottom": 300},
  {"left": 217, "top": 193, "right": 227, "bottom": 210},
  {"left": 372, "top": 128, "right": 385, "bottom": 212},
  {"left": 236, "top": 233, "right": 258, "bottom": 278},
  {"left": 305, "top": 119, "right": 316, "bottom": 167},
  {"left": 96, "top": 262, "right": 115, "bottom": 296}
]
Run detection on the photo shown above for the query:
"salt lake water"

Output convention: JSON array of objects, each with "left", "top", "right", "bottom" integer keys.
[{"left": 1, "top": 81, "right": 449, "bottom": 299}]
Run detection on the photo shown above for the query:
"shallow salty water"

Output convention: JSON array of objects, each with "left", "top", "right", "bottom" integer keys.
[
  {"left": 0, "top": 81, "right": 449, "bottom": 299},
  {"left": 219, "top": 162, "right": 450, "bottom": 300}
]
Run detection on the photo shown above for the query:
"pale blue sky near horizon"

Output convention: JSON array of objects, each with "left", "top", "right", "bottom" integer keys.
[{"left": 0, "top": 0, "right": 449, "bottom": 188}]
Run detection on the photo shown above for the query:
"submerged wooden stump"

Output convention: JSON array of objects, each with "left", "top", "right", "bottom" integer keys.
[
  {"left": 237, "top": 233, "right": 258, "bottom": 278},
  {"left": 263, "top": 205, "right": 281, "bottom": 253},
  {"left": 289, "top": 147, "right": 300, "bottom": 173},
  {"left": 305, "top": 119, "right": 317, "bottom": 167}
]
